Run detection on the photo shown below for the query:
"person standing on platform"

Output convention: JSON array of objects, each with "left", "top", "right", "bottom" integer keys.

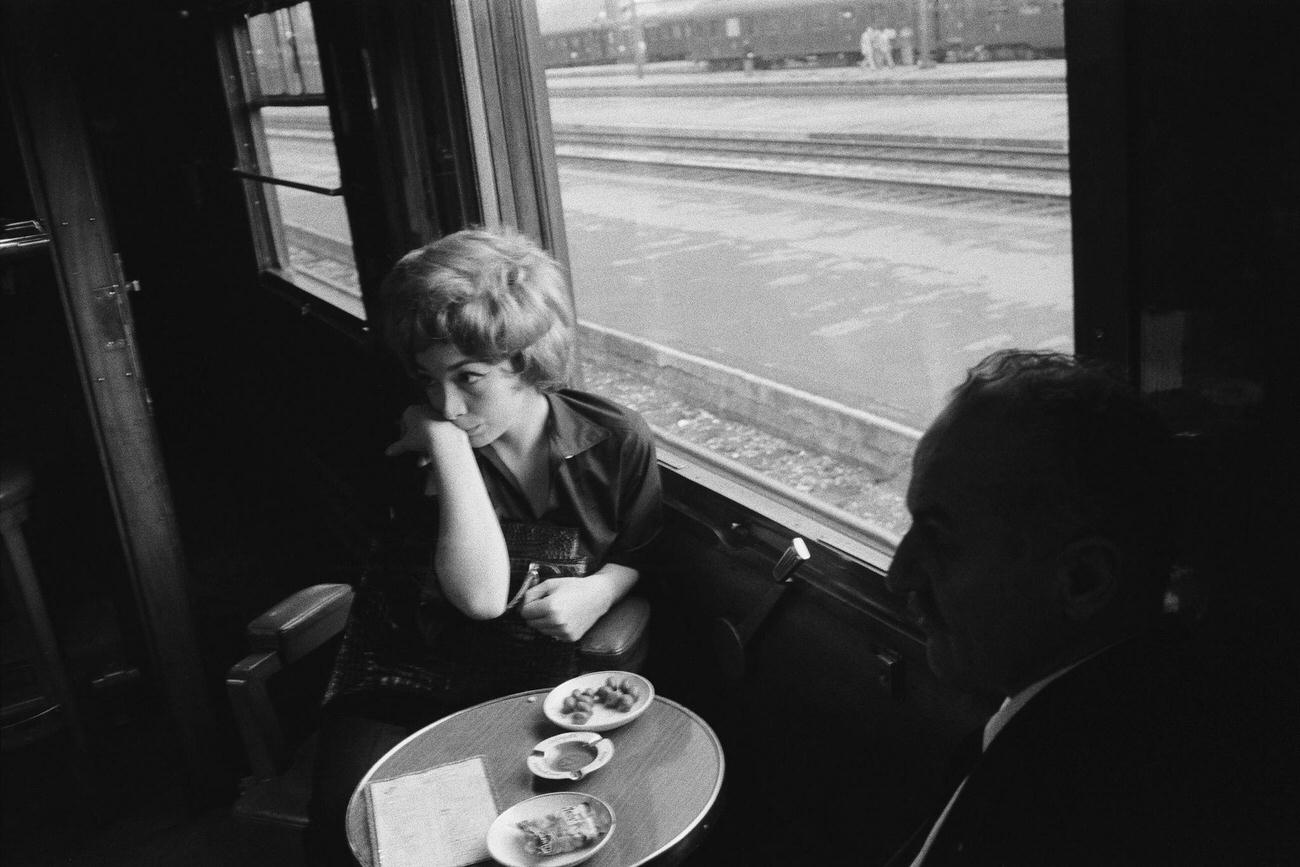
[
  {"left": 879, "top": 26, "right": 897, "bottom": 68},
  {"left": 861, "top": 25, "right": 879, "bottom": 69},
  {"left": 899, "top": 25, "right": 915, "bottom": 65}
]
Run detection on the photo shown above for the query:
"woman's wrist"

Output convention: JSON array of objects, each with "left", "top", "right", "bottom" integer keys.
[{"left": 592, "top": 563, "right": 638, "bottom": 612}]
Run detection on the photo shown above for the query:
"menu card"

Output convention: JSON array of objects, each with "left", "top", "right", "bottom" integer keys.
[{"left": 367, "top": 755, "right": 499, "bottom": 867}]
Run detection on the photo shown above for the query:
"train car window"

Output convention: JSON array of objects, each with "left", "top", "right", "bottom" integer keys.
[
  {"left": 219, "top": 1, "right": 364, "bottom": 320},
  {"left": 520, "top": 0, "right": 1073, "bottom": 561}
]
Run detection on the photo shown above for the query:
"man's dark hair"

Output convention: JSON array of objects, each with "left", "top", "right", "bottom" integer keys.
[{"left": 949, "top": 350, "right": 1180, "bottom": 611}]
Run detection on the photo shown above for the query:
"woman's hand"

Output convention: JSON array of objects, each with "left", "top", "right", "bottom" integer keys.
[
  {"left": 519, "top": 564, "right": 638, "bottom": 642},
  {"left": 519, "top": 576, "right": 609, "bottom": 642},
  {"left": 385, "top": 404, "right": 469, "bottom": 494},
  {"left": 385, "top": 404, "right": 466, "bottom": 459}
]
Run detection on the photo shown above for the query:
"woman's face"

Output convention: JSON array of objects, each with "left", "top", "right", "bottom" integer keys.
[{"left": 413, "top": 342, "right": 542, "bottom": 449}]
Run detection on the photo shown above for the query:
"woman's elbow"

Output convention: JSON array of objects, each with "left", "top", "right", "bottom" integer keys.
[{"left": 458, "top": 596, "right": 506, "bottom": 621}]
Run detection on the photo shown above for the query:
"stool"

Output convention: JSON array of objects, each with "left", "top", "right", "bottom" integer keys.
[{"left": 1, "top": 459, "right": 86, "bottom": 752}]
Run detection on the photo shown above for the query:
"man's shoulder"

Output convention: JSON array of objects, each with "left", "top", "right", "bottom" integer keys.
[
  {"left": 1003, "top": 629, "right": 1209, "bottom": 754},
  {"left": 967, "top": 629, "right": 1220, "bottom": 854}
]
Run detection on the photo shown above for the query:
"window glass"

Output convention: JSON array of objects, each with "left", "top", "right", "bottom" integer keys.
[
  {"left": 531, "top": 0, "right": 1071, "bottom": 548},
  {"left": 233, "top": 2, "right": 362, "bottom": 319}
]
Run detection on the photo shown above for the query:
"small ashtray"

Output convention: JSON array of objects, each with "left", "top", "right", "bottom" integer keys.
[{"left": 527, "top": 731, "right": 614, "bottom": 781}]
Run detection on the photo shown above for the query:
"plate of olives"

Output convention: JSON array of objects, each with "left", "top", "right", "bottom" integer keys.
[{"left": 542, "top": 671, "right": 654, "bottom": 732}]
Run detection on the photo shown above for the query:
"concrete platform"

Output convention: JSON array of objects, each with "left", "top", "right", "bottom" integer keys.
[
  {"left": 548, "top": 92, "right": 1068, "bottom": 143},
  {"left": 547, "top": 61, "right": 1068, "bottom": 142}
]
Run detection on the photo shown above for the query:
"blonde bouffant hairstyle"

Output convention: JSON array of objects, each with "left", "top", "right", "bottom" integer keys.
[{"left": 379, "top": 226, "right": 576, "bottom": 392}]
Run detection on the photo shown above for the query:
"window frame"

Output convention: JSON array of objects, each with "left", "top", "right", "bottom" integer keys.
[
  {"left": 215, "top": 0, "right": 483, "bottom": 338},
  {"left": 215, "top": 2, "right": 367, "bottom": 333},
  {"left": 451, "top": 0, "right": 569, "bottom": 273}
]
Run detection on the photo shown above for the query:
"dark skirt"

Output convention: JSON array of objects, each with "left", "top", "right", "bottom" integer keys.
[{"left": 322, "top": 520, "right": 590, "bottom": 715}]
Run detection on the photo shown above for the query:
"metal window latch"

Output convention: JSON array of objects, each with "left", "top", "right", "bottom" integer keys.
[
  {"left": 772, "top": 537, "right": 811, "bottom": 583},
  {"left": 873, "top": 647, "right": 904, "bottom": 699},
  {"left": 713, "top": 537, "right": 813, "bottom": 682}
]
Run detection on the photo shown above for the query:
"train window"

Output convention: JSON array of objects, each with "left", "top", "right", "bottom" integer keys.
[
  {"left": 502, "top": 2, "right": 1073, "bottom": 559},
  {"left": 220, "top": 1, "right": 363, "bottom": 320}
]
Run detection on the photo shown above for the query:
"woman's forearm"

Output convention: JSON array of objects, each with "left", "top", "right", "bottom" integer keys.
[{"left": 426, "top": 427, "right": 510, "bottom": 619}]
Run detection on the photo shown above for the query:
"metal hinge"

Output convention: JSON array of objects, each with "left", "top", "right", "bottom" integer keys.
[{"left": 89, "top": 254, "right": 152, "bottom": 410}]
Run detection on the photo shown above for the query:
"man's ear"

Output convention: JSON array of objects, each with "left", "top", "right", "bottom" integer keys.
[{"left": 1056, "top": 536, "right": 1120, "bottom": 622}]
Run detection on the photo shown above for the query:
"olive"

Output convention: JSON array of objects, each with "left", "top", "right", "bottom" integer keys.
[
  {"left": 595, "top": 686, "right": 612, "bottom": 702},
  {"left": 605, "top": 676, "right": 619, "bottom": 689},
  {"left": 620, "top": 677, "right": 636, "bottom": 692},
  {"left": 571, "top": 711, "right": 590, "bottom": 724},
  {"left": 617, "top": 694, "right": 634, "bottom": 711},
  {"left": 561, "top": 696, "right": 576, "bottom": 713}
]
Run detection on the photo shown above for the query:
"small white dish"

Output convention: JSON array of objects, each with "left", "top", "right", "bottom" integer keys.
[
  {"left": 542, "top": 671, "right": 654, "bottom": 733},
  {"left": 486, "top": 792, "right": 615, "bottom": 867},
  {"left": 527, "top": 731, "right": 614, "bottom": 780}
]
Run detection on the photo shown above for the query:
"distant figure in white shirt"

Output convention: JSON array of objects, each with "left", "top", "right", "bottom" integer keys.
[
  {"left": 898, "top": 25, "right": 916, "bottom": 65},
  {"left": 860, "top": 26, "right": 878, "bottom": 70}
]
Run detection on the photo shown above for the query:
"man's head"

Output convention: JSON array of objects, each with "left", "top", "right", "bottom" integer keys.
[{"left": 886, "top": 350, "right": 1177, "bottom": 696}]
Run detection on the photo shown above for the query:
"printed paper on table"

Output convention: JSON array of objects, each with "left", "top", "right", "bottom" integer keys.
[{"left": 367, "top": 755, "right": 498, "bottom": 867}]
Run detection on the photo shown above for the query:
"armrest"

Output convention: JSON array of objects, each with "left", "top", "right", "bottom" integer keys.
[
  {"left": 578, "top": 595, "right": 650, "bottom": 672},
  {"left": 247, "top": 583, "right": 353, "bottom": 665},
  {"left": 228, "top": 583, "right": 353, "bottom": 781}
]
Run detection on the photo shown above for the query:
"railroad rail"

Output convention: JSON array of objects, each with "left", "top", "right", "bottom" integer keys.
[{"left": 553, "top": 123, "right": 1070, "bottom": 200}]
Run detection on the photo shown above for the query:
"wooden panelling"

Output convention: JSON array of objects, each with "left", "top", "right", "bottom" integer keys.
[{"left": 3, "top": 0, "right": 219, "bottom": 794}]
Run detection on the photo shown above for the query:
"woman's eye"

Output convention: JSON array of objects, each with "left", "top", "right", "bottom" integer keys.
[{"left": 459, "top": 370, "right": 486, "bottom": 385}]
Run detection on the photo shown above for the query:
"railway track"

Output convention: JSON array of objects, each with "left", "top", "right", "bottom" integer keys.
[
  {"left": 547, "top": 77, "right": 1065, "bottom": 99},
  {"left": 553, "top": 123, "right": 1069, "bottom": 201},
  {"left": 265, "top": 118, "right": 1069, "bottom": 201}
]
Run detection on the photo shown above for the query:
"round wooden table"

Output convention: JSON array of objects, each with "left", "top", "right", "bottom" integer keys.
[{"left": 346, "top": 689, "right": 725, "bottom": 866}]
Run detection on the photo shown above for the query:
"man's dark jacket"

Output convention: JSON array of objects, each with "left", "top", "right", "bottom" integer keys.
[{"left": 888, "top": 628, "right": 1263, "bottom": 866}]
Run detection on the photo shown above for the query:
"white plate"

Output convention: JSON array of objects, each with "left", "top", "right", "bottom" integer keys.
[
  {"left": 527, "top": 731, "right": 614, "bottom": 780},
  {"left": 542, "top": 671, "right": 654, "bottom": 732},
  {"left": 485, "top": 792, "right": 615, "bottom": 867}
]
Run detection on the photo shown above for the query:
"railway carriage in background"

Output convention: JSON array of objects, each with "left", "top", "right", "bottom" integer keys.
[
  {"left": 1, "top": 0, "right": 1294, "bottom": 864},
  {"left": 539, "top": 0, "right": 1066, "bottom": 70}
]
